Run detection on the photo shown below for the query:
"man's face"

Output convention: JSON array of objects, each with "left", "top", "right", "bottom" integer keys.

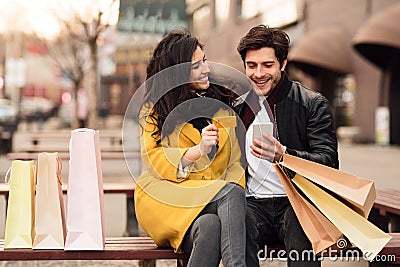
[{"left": 245, "top": 47, "right": 287, "bottom": 96}]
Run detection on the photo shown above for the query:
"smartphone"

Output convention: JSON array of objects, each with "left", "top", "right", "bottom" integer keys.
[{"left": 253, "top": 123, "right": 273, "bottom": 143}]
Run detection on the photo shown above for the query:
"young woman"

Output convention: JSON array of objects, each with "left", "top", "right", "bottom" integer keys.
[{"left": 134, "top": 30, "right": 246, "bottom": 267}]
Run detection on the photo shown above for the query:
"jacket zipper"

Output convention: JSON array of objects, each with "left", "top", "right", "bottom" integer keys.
[{"left": 274, "top": 104, "right": 280, "bottom": 142}]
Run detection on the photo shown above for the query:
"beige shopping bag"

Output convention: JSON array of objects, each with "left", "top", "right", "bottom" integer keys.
[
  {"left": 279, "top": 154, "right": 375, "bottom": 217},
  {"left": 274, "top": 164, "right": 343, "bottom": 254},
  {"left": 65, "top": 128, "right": 105, "bottom": 250},
  {"left": 292, "top": 174, "right": 391, "bottom": 261},
  {"left": 4, "top": 160, "right": 35, "bottom": 249},
  {"left": 33, "top": 152, "right": 66, "bottom": 249}
]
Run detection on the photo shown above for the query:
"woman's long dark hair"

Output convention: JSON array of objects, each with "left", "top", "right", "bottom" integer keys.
[{"left": 142, "top": 30, "right": 238, "bottom": 143}]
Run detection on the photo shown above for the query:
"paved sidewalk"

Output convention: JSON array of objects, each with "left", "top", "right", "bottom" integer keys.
[{"left": 338, "top": 142, "right": 400, "bottom": 190}]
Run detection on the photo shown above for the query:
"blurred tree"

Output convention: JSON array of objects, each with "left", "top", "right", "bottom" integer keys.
[
  {"left": 48, "top": 34, "right": 88, "bottom": 129},
  {"left": 50, "top": 0, "right": 119, "bottom": 129}
]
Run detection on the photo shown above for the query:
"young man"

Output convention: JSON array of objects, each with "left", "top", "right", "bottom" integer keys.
[{"left": 235, "top": 25, "right": 339, "bottom": 266}]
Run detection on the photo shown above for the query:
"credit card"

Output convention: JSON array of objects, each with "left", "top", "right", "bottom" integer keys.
[{"left": 213, "top": 116, "right": 237, "bottom": 128}]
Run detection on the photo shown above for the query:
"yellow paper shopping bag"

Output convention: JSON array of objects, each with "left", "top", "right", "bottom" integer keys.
[
  {"left": 4, "top": 160, "right": 35, "bottom": 249},
  {"left": 274, "top": 165, "right": 343, "bottom": 254},
  {"left": 280, "top": 154, "right": 376, "bottom": 217},
  {"left": 33, "top": 152, "right": 66, "bottom": 249},
  {"left": 292, "top": 174, "right": 391, "bottom": 261}
]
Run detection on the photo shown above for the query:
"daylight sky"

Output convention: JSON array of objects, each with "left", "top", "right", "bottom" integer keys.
[{"left": 0, "top": 0, "right": 119, "bottom": 39}]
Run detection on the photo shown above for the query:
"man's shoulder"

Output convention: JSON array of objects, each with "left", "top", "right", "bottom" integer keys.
[{"left": 289, "top": 81, "right": 327, "bottom": 102}]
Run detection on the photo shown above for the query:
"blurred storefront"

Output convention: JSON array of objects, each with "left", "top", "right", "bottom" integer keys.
[
  {"left": 100, "top": 0, "right": 188, "bottom": 116},
  {"left": 100, "top": 40, "right": 153, "bottom": 116},
  {"left": 186, "top": 0, "right": 400, "bottom": 144},
  {"left": 352, "top": 2, "right": 400, "bottom": 145}
]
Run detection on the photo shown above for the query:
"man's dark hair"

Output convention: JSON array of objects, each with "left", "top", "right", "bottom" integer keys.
[{"left": 237, "top": 25, "right": 290, "bottom": 67}]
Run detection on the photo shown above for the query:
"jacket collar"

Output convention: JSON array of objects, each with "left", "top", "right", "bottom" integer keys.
[{"left": 177, "top": 109, "right": 230, "bottom": 152}]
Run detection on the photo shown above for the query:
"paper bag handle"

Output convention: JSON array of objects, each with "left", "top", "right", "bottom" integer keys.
[
  {"left": 56, "top": 154, "right": 62, "bottom": 185},
  {"left": 4, "top": 166, "right": 11, "bottom": 184}
]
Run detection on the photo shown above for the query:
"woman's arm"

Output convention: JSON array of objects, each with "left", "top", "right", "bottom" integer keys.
[{"left": 223, "top": 127, "right": 246, "bottom": 189}]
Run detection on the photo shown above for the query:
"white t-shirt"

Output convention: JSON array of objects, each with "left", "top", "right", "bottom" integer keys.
[{"left": 245, "top": 97, "right": 286, "bottom": 198}]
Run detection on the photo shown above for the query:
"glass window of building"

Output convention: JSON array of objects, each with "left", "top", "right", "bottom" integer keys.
[
  {"left": 240, "top": 0, "right": 259, "bottom": 19},
  {"left": 238, "top": 0, "right": 301, "bottom": 26},
  {"left": 215, "top": 0, "right": 230, "bottom": 27},
  {"left": 192, "top": 5, "right": 210, "bottom": 36},
  {"left": 262, "top": 0, "right": 300, "bottom": 27}
]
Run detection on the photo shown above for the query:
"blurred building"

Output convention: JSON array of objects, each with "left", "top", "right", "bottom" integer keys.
[
  {"left": 186, "top": 0, "right": 400, "bottom": 145},
  {"left": 100, "top": 0, "right": 188, "bottom": 116},
  {"left": 99, "top": 30, "right": 156, "bottom": 116}
]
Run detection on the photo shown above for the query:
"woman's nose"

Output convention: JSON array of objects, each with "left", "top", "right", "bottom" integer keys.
[{"left": 201, "top": 62, "right": 210, "bottom": 74}]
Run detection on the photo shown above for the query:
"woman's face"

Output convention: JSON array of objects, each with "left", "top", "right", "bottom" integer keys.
[{"left": 190, "top": 46, "right": 210, "bottom": 91}]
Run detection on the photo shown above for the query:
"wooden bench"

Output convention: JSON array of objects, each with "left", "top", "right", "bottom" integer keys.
[
  {"left": 0, "top": 235, "right": 398, "bottom": 266},
  {"left": 0, "top": 180, "right": 135, "bottom": 202},
  {"left": 0, "top": 179, "right": 137, "bottom": 237},
  {"left": 371, "top": 190, "right": 400, "bottom": 232},
  {"left": 16, "top": 130, "right": 128, "bottom": 153},
  {"left": 6, "top": 151, "right": 140, "bottom": 161},
  {"left": 0, "top": 237, "right": 189, "bottom": 267}
]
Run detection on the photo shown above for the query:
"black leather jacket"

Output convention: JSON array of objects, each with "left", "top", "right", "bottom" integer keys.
[{"left": 236, "top": 74, "right": 339, "bottom": 169}]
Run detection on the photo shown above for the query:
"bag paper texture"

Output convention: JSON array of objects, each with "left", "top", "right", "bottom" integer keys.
[
  {"left": 33, "top": 152, "right": 66, "bottom": 249},
  {"left": 65, "top": 128, "right": 105, "bottom": 250},
  {"left": 292, "top": 174, "right": 391, "bottom": 261},
  {"left": 4, "top": 160, "right": 35, "bottom": 249},
  {"left": 280, "top": 154, "right": 375, "bottom": 217},
  {"left": 274, "top": 164, "right": 343, "bottom": 254}
]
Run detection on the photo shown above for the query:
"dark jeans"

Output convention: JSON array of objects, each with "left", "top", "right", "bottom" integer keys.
[
  {"left": 182, "top": 183, "right": 246, "bottom": 267},
  {"left": 246, "top": 196, "right": 321, "bottom": 267}
]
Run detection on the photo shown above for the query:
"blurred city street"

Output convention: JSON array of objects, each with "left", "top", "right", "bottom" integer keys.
[
  {"left": 0, "top": 0, "right": 399, "bottom": 266},
  {"left": 0, "top": 118, "right": 399, "bottom": 266}
]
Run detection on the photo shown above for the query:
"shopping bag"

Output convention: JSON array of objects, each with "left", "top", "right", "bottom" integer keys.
[
  {"left": 65, "top": 128, "right": 105, "bottom": 250},
  {"left": 4, "top": 160, "right": 35, "bottom": 249},
  {"left": 279, "top": 154, "right": 375, "bottom": 217},
  {"left": 274, "top": 164, "right": 343, "bottom": 254},
  {"left": 292, "top": 173, "right": 391, "bottom": 261},
  {"left": 33, "top": 152, "right": 66, "bottom": 249}
]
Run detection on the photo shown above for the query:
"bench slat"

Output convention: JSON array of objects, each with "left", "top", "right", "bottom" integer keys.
[
  {"left": 6, "top": 151, "right": 140, "bottom": 160},
  {"left": 0, "top": 237, "right": 188, "bottom": 261},
  {"left": 374, "top": 190, "right": 400, "bottom": 217},
  {"left": 0, "top": 235, "right": 398, "bottom": 264}
]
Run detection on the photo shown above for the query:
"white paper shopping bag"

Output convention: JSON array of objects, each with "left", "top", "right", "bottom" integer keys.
[
  {"left": 34, "top": 152, "right": 66, "bottom": 249},
  {"left": 65, "top": 128, "right": 105, "bottom": 250}
]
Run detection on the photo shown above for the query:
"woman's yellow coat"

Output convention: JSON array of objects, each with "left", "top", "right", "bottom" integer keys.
[{"left": 134, "top": 108, "right": 245, "bottom": 252}]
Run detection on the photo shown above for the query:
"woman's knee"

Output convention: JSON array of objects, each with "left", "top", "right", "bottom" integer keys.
[
  {"left": 224, "top": 183, "right": 245, "bottom": 202},
  {"left": 194, "top": 214, "right": 221, "bottom": 239}
]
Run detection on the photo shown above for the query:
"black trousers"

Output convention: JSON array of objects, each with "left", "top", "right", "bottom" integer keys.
[{"left": 246, "top": 196, "right": 321, "bottom": 267}]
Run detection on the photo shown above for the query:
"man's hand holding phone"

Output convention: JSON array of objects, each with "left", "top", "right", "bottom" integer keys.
[{"left": 251, "top": 122, "right": 286, "bottom": 162}]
